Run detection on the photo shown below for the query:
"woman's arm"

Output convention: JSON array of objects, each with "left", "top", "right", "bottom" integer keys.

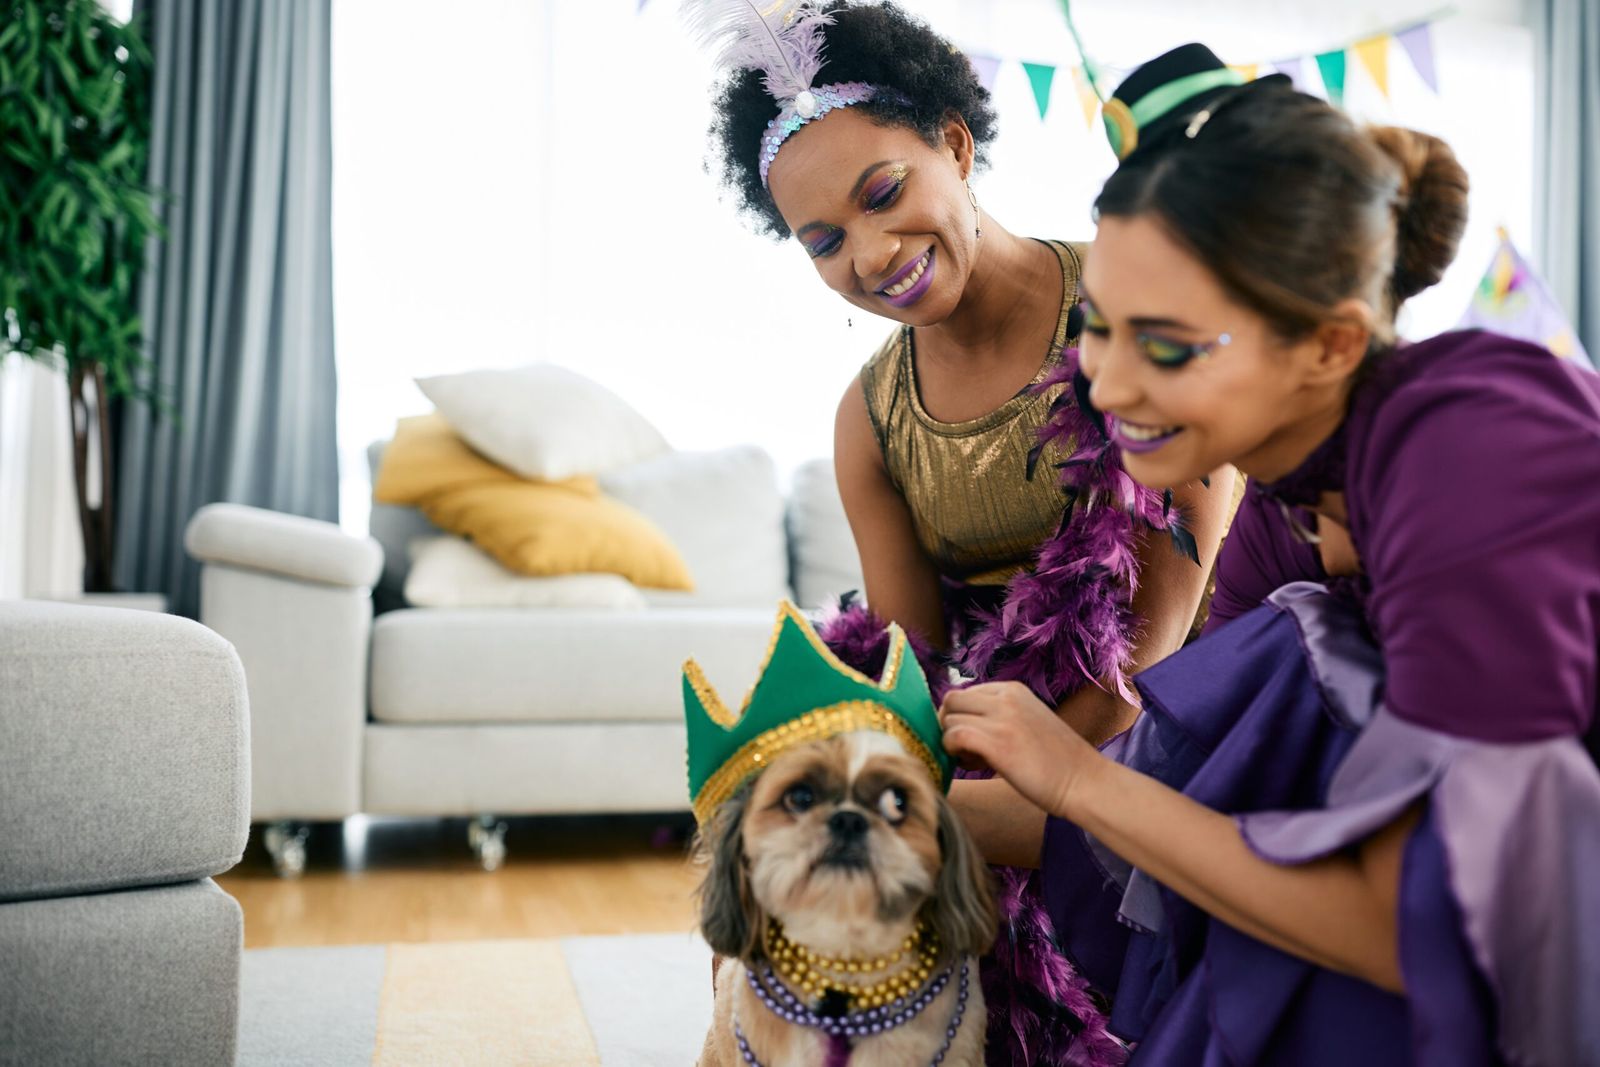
[
  {"left": 834, "top": 378, "right": 946, "bottom": 647},
  {"left": 942, "top": 682, "right": 1411, "bottom": 992},
  {"left": 947, "top": 777, "right": 1047, "bottom": 868},
  {"left": 1057, "top": 468, "right": 1238, "bottom": 744},
  {"left": 837, "top": 380, "right": 1055, "bottom": 867}
]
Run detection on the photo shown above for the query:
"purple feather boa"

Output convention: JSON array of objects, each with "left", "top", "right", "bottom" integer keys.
[
  {"left": 953, "top": 350, "right": 1178, "bottom": 707},
  {"left": 816, "top": 349, "right": 1188, "bottom": 1066}
]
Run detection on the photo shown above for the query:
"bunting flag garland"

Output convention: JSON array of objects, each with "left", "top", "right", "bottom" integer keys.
[
  {"left": 968, "top": 53, "right": 1002, "bottom": 92},
  {"left": 1395, "top": 23, "right": 1439, "bottom": 91},
  {"left": 1314, "top": 48, "right": 1348, "bottom": 106},
  {"left": 1071, "top": 64, "right": 1100, "bottom": 130},
  {"left": 1225, "top": 19, "right": 1441, "bottom": 106},
  {"left": 1352, "top": 35, "right": 1390, "bottom": 97},
  {"left": 1266, "top": 56, "right": 1312, "bottom": 93},
  {"left": 666, "top": 0, "right": 1447, "bottom": 130},
  {"left": 1021, "top": 61, "right": 1058, "bottom": 119},
  {"left": 1457, "top": 230, "right": 1594, "bottom": 367}
]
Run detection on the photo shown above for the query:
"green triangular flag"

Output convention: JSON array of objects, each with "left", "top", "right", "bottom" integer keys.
[
  {"left": 1022, "top": 62, "right": 1057, "bottom": 119},
  {"left": 1314, "top": 49, "right": 1346, "bottom": 107}
]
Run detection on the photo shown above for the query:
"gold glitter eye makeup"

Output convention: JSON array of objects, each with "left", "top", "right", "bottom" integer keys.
[
  {"left": 1135, "top": 331, "right": 1233, "bottom": 368},
  {"left": 863, "top": 165, "right": 907, "bottom": 213}
]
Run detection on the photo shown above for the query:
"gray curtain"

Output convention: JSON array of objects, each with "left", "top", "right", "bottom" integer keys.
[
  {"left": 1533, "top": 0, "right": 1600, "bottom": 364},
  {"left": 117, "top": 0, "right": 338, "bottom": 617}
]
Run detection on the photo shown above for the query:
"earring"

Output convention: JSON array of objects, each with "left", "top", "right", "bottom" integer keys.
[{"left": 966, "top": 180, "right": 982, "bottom": 239}]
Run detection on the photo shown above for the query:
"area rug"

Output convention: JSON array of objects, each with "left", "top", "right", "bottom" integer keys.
[{"left": 239, "top": 932, "right": 713, "bottom": 1065}]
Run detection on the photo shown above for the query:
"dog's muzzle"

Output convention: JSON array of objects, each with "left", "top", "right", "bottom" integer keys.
[{"left": 819, "top": 809, "right": 871, "bottom": 869}]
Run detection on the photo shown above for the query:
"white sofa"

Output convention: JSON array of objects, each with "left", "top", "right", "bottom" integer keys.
[{"left": 184, "top": 444, "right": 863, "bottom": 875}]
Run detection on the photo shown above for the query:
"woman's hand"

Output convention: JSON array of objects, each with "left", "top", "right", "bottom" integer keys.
[{"left": 939, "top": 681, "right": 1105, "bottom": 820}]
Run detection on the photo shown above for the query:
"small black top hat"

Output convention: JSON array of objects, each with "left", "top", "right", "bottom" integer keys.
[{"left": 1102, "top": 43, "right": 1289, "bottom": 160}]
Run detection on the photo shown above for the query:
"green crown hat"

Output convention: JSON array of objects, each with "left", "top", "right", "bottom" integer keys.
[
  {"left": 684, "top": 601, "right": 949, "bottom": 825},
  {"left": 1101, "top": 43, "right": 1287, "bottom": 161}
]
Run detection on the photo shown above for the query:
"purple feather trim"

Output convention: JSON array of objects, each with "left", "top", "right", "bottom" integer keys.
[
  {"left": 953, "top": 350, "right": 1178, "bottom": 706},
  {"left": 814, "top": 598, "right": 952, "bottom": 707},
  {"left": 982, "top": 865, "right": 1129, "bottom": 1066}
]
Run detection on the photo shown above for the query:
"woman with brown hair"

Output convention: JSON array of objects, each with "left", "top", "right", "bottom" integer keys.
[{"left": 943, "top": 43, "right": 1600, "bottom": 1064}]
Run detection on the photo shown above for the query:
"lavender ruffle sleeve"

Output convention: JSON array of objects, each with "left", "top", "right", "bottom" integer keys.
[
  {"left": 1239, "top": 705, "right": 1600, "bottom": 1066},
  {"left": 1041, "top": 582, "right": 1600, "bottom": 1065}
]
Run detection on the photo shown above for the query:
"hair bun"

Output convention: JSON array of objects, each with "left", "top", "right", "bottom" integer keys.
[{"left": 1368, "top": 125, "right": 1469, "bottom": 304}]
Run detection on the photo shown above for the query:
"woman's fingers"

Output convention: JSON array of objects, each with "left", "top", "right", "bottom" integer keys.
[
  {"left": 943, "top": 725, "right": 993, "bottom": 771},
  {"left": 939, "top": 681, "right": 1025, "bottom": 726}
]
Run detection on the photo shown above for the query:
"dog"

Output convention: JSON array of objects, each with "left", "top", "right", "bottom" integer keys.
[{"left": 694, "top": 729, "right": 994, "bottom": 1067}]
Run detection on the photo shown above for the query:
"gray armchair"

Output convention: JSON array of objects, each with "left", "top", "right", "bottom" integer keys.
[{"left": 0, "top": 600, "right": 251, "bottom": 1066}]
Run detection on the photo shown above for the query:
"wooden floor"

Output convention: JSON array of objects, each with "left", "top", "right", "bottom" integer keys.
[{"left": 219, "top": 814, "right": 703, "bottom": 949}]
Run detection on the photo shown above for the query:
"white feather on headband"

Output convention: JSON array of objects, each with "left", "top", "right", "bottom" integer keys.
[{"left": 682, "top": 0, "right": 836, "bottom": 105}]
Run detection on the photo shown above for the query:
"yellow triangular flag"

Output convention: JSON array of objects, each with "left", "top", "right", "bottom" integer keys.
[
  {"left": 1353, "top": 36, "right": 1390, "bottom": 98},
  {"left": 1073, "top": 65, "right": 1099, "bottom": 130},
  {"left": 1228, "top": 63, "right": 1258, "bottom": 82}
]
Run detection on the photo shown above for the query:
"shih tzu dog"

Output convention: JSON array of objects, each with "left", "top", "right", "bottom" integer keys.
[{"left": 694, "top": 729, "right": 994, "bottom": 1067}]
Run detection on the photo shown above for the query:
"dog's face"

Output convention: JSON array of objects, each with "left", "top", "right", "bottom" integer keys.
[{"left": 696, "top": 730, "right": 994, "bottom": 962}]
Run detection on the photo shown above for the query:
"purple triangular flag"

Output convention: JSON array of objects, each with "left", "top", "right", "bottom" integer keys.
[
  {"left": 1267, "top": 57, "right": 1308, "bottom": 92},
  {"left": 1396, "top": 23, "right": 1438, "bottom": 92},
  {"left": 969, "top": 53, "right": 1002, "bottom": 92}
]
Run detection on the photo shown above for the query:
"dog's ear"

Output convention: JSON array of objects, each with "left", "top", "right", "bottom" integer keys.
[
  {"left": 930, "top": 792, "right": 997, "bottom": 958},
  {"left": 693, "top": 787, "right": 762, "bottom": 959}
]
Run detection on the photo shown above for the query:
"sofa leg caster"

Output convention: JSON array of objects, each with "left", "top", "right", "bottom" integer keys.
[
  {"left": 264, "top": 821, "right": 310, "bottom": 878},
  {"left": 468, "top": 815, "right": 507, "bottom": 872}
]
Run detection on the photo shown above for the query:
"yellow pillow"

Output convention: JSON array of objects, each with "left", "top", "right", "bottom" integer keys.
[
  {"left": 418, "top": 481, "right": 693, "bottom": 591},
  {"left": 374, "top": 414, "right": 597, "bottom": 504},
  {"left": 374, "top": 414, "right": 693, "bottom": 591}
]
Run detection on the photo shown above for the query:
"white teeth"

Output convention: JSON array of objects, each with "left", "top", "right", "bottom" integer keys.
[
  {"left": 1120, "top": 422, "right": 1179, "bottom": 441},
  {"left": 883, "top": 252, "right": 929, "bottom": 297}
]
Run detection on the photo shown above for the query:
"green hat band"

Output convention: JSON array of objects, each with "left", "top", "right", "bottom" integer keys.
[{"left": 1104, "top": 66, "right": 1245, "bottom": 160}]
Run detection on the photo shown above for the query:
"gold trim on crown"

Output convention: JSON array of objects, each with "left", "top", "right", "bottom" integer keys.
[
  {"left": 686, "top": 601, "right": 908, "bottom": 728},
  {"left": 692, "top": 699, "right": 942, "bottom": 825}
]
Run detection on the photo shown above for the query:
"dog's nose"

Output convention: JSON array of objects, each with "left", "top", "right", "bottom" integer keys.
[{"left": 827, "top": 810, "right": 869, "bottom": 840}]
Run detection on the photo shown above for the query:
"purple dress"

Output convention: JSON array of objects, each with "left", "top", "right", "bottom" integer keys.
[{"left": 1041, "top": 330, "right": 1600, "bottom": 1065}]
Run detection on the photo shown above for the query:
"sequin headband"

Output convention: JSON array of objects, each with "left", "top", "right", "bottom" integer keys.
[{"left": 758, "top": 81, "right": 910, "bottom": 187}]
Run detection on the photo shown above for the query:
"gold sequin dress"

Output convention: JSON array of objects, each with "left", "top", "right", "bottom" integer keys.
[{"left": 859, "top": 239, "right": 1086, "bottom": 588}]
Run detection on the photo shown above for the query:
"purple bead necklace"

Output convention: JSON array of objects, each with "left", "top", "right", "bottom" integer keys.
[{"left": 733, "top": 958, "right": 971, "bottom": 1066}]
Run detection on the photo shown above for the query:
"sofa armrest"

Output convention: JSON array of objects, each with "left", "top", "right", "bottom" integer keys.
[
  {"left": 186, "top": 505, "right": 376, "bottom": 822},
  {"left": 185, "top": 503, "right": 383, "bottom": 589},
  {"left": 0, "top": 602, "right": 250, "bottom": 903}
]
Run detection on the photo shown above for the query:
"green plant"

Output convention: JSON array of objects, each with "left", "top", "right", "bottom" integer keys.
[{"left": 0, "top": 0, "right": 161, "bottom": 592}]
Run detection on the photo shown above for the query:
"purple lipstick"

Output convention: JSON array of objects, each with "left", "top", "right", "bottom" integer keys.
[
  {"left": 1109, "top": 416, "right": 1183, "bottom": 454},
  {"left": 876, "top": 247, "right": 935, "bottom": 308}
]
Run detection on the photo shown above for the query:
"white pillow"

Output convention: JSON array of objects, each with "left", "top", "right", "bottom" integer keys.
[
  {"left": 787, "top": 457, "right": 865, "bottom": 610},
  {"left": 415, "top": 363, "right": 670, "bottom": 481},
  {"left": 598, "top": 446, "right": 790, "bottom": 608},
  {"left": 403, "top": 536, "right": 648, "bottom": 610}
]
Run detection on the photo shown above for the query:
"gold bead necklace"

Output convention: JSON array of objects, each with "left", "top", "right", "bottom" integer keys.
[{"left": 764, "top": 918, "right": 941, "bottom": 1010}]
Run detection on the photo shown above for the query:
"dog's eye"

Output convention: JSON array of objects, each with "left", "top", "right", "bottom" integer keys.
[
  {"left": 781, "top": 783, "right": 816, "bottom": 815},
  {"left": 876, "top": 786, "right": 908, "bottom": 825}
]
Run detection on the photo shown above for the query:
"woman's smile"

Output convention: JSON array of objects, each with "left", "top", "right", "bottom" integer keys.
[
  {"left": 1108, "top": 416, "right": 1184, "bottom": 453},
  {"left": 876, "top": 247, "right": 936, "bottom": 307}
]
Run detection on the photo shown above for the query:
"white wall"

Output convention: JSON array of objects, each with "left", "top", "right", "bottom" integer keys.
[{"left": 331, "top": 0, "right": 1536, "bottom": 533}]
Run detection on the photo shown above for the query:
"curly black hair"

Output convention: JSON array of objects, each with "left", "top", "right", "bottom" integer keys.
[{"left": 707, "top": 2, "right": 999, "bottom": 239}]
